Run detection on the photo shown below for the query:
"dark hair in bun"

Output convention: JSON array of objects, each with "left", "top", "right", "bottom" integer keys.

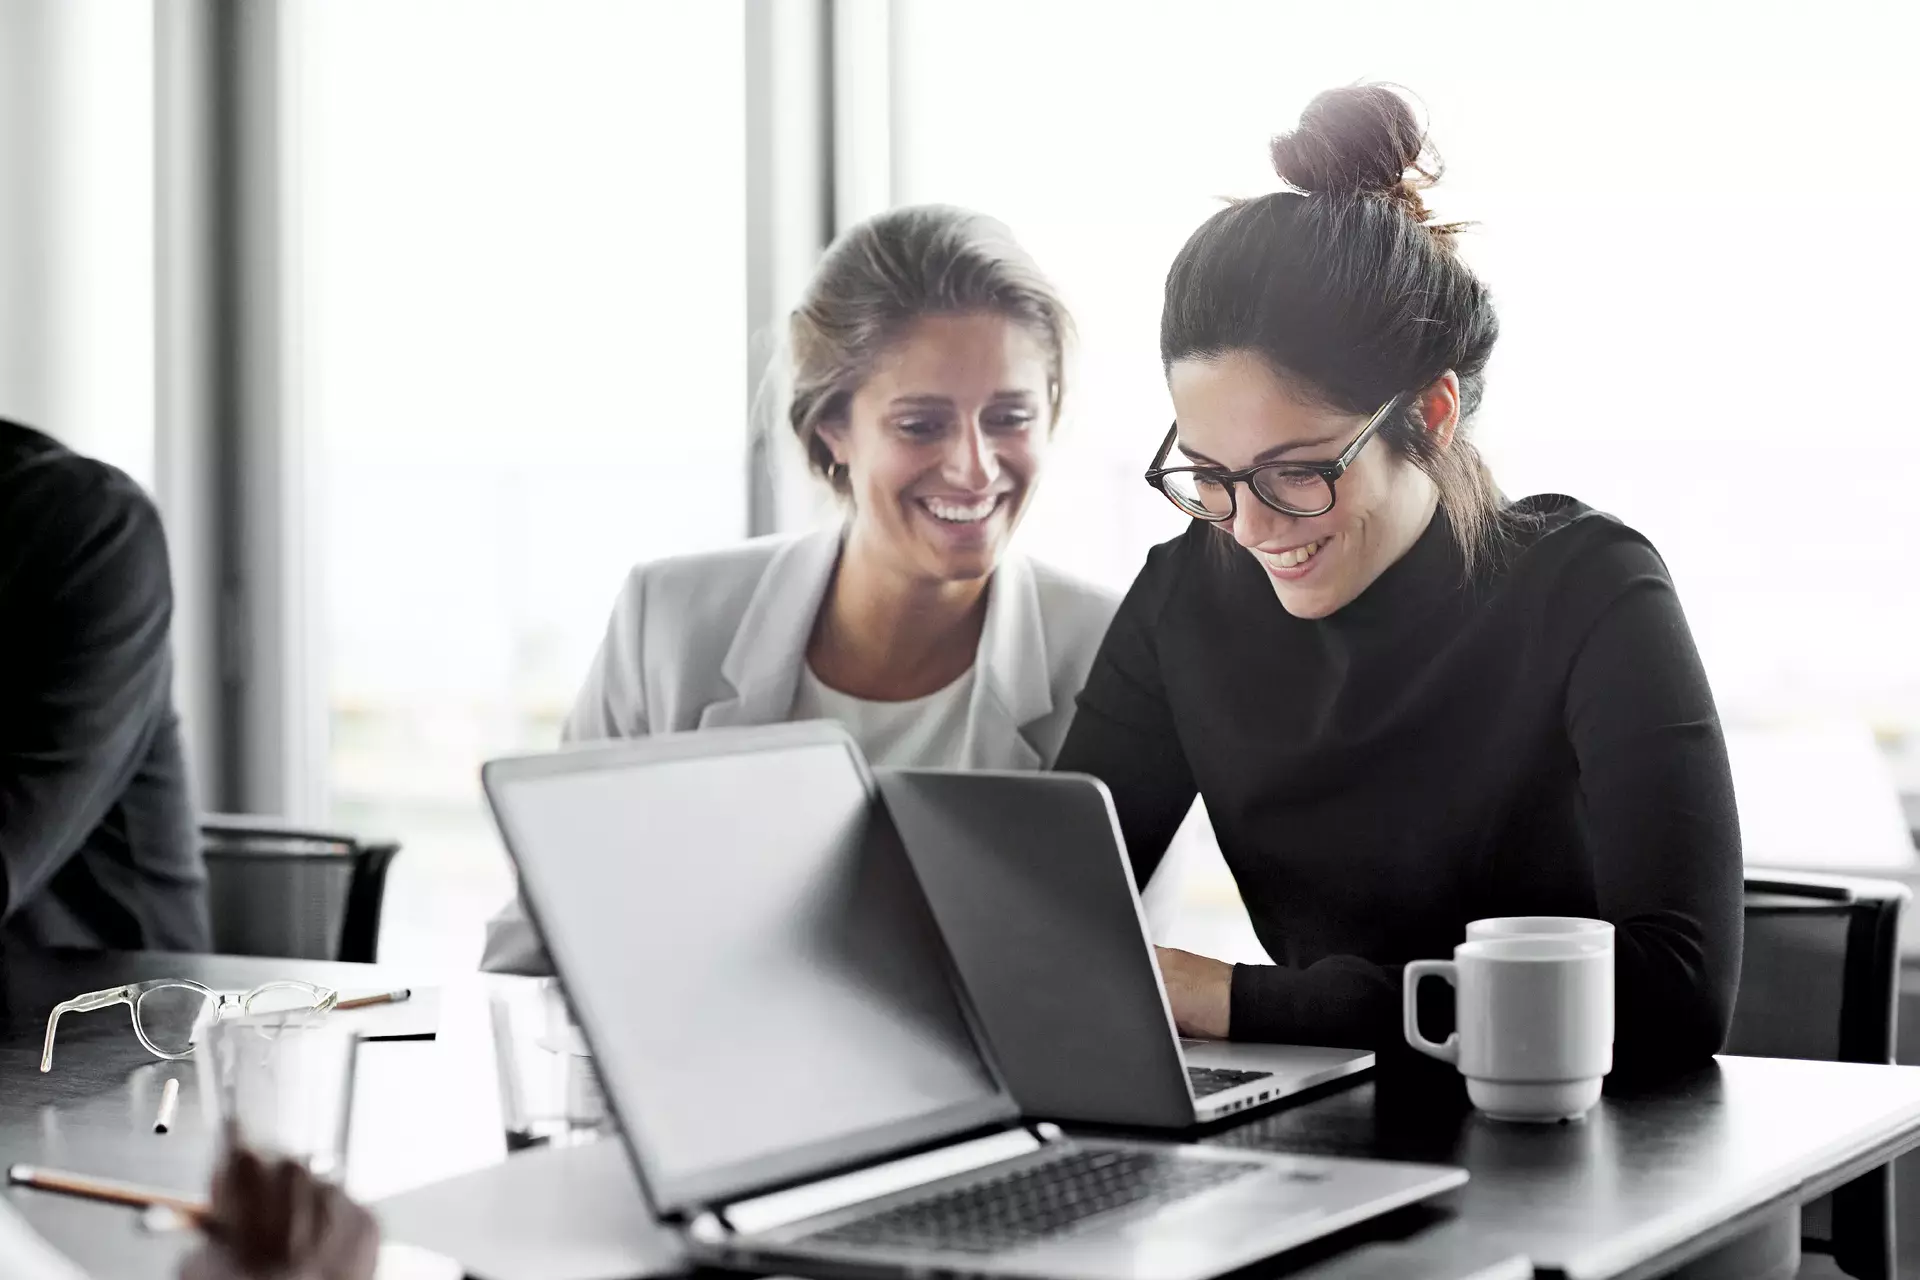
[
  {"left": 1270, "top": 84, "right": 1441, "bottom": 223},
  {"left": 1162, "top": 83, "right": 1505, "bottom": 572}
]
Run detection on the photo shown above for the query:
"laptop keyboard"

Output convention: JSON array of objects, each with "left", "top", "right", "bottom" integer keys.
[
  {"left": 802, "top": 1146, "right": 1265, "bottom": 1256},
  {"left": 1187, "top": 1066, "right": 1273, "bottom": 1098}
]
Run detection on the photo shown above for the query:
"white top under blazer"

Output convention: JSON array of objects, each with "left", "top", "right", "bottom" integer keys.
[
  {"left": 480, "top": 524, "right": 1170, "bottom": 974},
  {"left": 789, "top": 662, "right": 979, "bottom": 768}
]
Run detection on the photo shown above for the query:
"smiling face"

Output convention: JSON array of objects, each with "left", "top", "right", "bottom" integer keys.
[
  {"left": 819, "top": 311, "right": 1053, "bottom": 585},
  {"left": 1167, "top": 351, "right": 1447, "bottom": 619}
]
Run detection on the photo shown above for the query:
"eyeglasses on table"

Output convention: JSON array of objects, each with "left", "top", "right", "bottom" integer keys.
[{"left": 39, "top": 978, "right": 341, "bottom": 1073}]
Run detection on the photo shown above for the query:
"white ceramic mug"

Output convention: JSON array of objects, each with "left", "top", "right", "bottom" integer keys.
[
  {"left": 1466, "top": 915, "right": 1615, "bottom": 947},
  {"left": 1403, "top": 934, "right": 1614, "bottom": 1123}
]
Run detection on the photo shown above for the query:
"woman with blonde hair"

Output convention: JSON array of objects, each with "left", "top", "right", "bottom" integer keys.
[{"left": 483, "top": 206, "right": 1149, "bottom": 972}]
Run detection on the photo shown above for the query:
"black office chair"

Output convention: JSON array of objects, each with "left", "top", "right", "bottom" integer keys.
[
  {"left": 1727, "top": 870, "right": 1909, "bottom": 1280},
  {"left": 199, "top": 814, "right": 401, "bottom": 964}
]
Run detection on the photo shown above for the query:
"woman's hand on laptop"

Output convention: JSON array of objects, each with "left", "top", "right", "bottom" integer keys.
[{"left": 1154, "top": 946, "right": 1232, "bottom": 1040}]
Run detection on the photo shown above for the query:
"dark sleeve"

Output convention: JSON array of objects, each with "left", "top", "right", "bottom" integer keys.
[
  {"left": 1229, "top": 957, "right": 1402, "bottom": 1050},
  {"left": 0, "top": 468, "right": 179, "bottom": 922},
  {"left": 1560, "top": 538, "right": 1743, "bottom": 1075},
  {"left": 1053, "top": 544, "right": 1197, "bottom": 886}
]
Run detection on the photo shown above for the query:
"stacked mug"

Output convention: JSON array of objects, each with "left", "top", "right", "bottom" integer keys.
[{"left": 1402, "top": 916, "right": 1615, "bottom": 1123}]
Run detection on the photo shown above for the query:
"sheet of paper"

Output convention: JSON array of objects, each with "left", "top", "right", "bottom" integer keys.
[
  {"left": 346, "top": 993, "right": 505, "bottom": 1205},
  {"left": 335, "top": 987, "right": 441, "bottom": 1040},
  {"left": 376, "top": 1241, "right": 465, "bottom": 1279},
  {"left": 374, "top": 1137, "right": 684, "bottom": 1280}
]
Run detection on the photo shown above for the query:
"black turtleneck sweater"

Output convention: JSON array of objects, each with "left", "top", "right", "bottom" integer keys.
[{"left": 1055, "top": 495, "right": 1743, "bottom": 1077}]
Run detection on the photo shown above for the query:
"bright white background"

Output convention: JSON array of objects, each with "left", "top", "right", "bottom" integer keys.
[
  {"left": 0, "top": 0, "right": 154, "bottom": 484},
  {"left": 896, "top": 0, "right": 1920, "bottom": 734},
  {"left": 890, "top": 0, "right": 1920, "bottom": 956},
  {"left": 296, "top": 0, "right": 747, "bottom": 968}
]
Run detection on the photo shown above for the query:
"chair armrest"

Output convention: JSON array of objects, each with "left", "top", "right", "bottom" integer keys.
[
  {"left": 200, "top": 812, "right": 399, "bottom": 856},
  {"left": 1745, "top": 868, "right": 1913, "bottom": 906}
]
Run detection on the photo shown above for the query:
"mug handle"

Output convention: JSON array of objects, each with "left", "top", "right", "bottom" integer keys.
[{"left": 1402, "top": 960, "right": 1459, "bottom": 1063}]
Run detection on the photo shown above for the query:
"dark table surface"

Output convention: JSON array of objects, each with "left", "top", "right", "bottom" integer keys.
[
  {"left": 7, "top": 949, "right": 1920, "bottom": 1280},
  {"left": 2, "top": 948, "right": 507, "bottom": 1279},
  {"left": 1205, "top": 1055, "right": 1920, "bottom": 1280}
]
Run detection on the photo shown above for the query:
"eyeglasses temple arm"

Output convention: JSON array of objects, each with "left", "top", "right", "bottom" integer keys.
[
  {"left": 1145, "top": 423, "right": 1178, "bottom": 477},
  {"left": 40, "top": 987, "right": 132, "bottom": 1073},
  {"left": 238, "top": 981, "right": 339, "bottom": 1016},
  {"left": 1341, "top": 390, "right": 1416, "bottom": 469}
]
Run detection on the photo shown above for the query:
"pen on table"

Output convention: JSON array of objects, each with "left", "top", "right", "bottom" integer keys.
[
  {"left": 153, "top": 1077, "right": 179, "bottom": 1134},
  {"left": 335, "top": 987, "right": 411, "bottom": 1012},
  {"left": 8, "top": 1164, "right": 207, "bottom": 1225}
]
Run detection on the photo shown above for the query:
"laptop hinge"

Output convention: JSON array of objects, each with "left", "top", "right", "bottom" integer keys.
[{"left": 719, "top": 1126, "right": 1048, "bottom": 1236}]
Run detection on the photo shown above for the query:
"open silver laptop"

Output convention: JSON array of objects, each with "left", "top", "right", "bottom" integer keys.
[
  {"left": 482, "top": 722, "right": 1463, "bottom": 1280},
  {"left": 875, "top": 768, "right": 1372, "bottom": 1129}
]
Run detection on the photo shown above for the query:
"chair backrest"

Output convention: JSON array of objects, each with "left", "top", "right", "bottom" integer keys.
[
  {"left": 1728, "top": 870, "right": 1909, "bottom": 1280},
  {"left": 200, "top": 815, "right": 401, "bottom": 964},
  {"left": 1729, "top": 871, "right": 1908, "bottom": 1065}
]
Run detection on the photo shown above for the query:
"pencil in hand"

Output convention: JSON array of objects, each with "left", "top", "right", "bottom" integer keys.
[{"left": 7, "top": 1163, "right": 208, "bottom": 1224}]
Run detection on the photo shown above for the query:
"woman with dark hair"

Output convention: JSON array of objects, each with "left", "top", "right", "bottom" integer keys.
[
  {"left": 1058, "top": 85, "right": 1742, "bottom": 1076},
  {"left": 483, "top": 205, "right": 1157, "bottom": 972}
]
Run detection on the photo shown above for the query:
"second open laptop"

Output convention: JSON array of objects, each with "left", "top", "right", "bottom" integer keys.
[
  {"left": 874, "top": 768, "right": 1373, "bottom": 1129},
  {"left": 483, "top": 721, "right": 1463, "bottom": 1280}
]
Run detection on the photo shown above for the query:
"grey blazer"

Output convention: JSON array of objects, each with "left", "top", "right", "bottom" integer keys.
[{"left": 481, "top": 526, "right": 1132, "bottom": 974}]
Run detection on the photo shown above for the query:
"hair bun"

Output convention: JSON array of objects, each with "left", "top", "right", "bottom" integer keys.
[{"left": 1270, "top": 84, "right": 1440, "bottom": 220}]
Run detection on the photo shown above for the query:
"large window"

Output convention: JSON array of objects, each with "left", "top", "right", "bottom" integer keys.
[
  {"left": 296, "top": 1, "right": 748, "bottom": 970},
  {"left": 0, "top": 0, "right": 154, "bottom": 485},
  {"left": 893, "top": 0, "right": 1920, "bottom": 952}
]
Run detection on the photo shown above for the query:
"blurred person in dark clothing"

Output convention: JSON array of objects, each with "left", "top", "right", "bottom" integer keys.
[{"left": 0, "top": 419, "right": 208, "bottom": 951}]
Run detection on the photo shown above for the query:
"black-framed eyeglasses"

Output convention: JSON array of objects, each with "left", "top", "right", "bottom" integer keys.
[{"left": 1144, "top": 390, "right": 1415, "bottom": 521}]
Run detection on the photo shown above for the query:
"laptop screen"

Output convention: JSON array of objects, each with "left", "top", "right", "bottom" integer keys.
[{"left": 486, "top": 725, "right": 1012, "bottom": 1213}]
